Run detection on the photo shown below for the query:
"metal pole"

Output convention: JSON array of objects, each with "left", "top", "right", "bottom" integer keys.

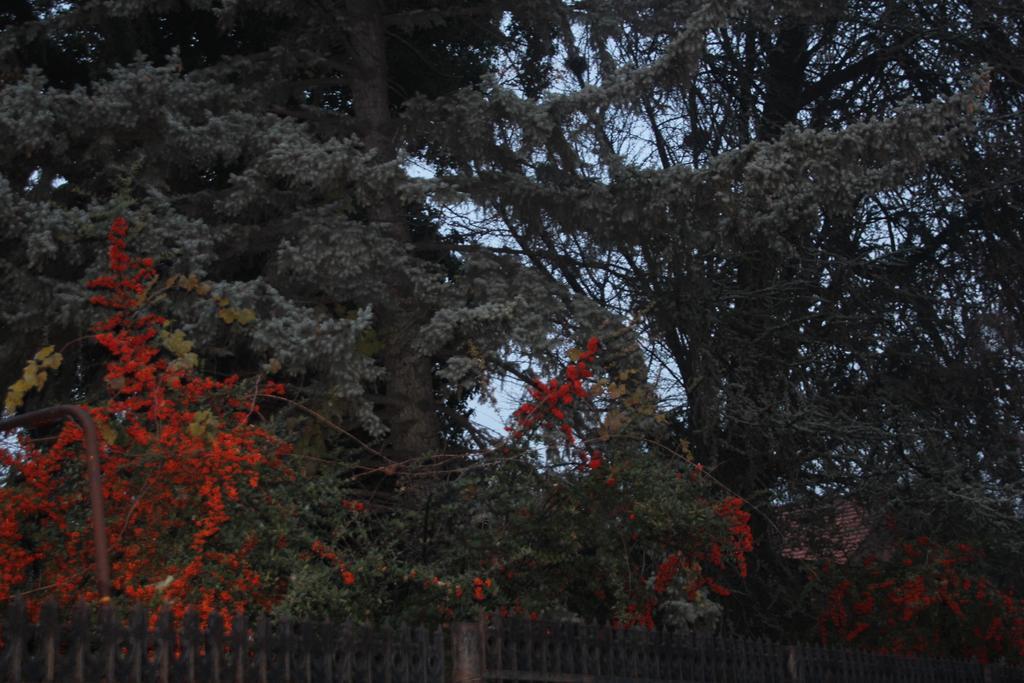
[{"left": 0, "top": 405, "right": 112, "bottom": 601}]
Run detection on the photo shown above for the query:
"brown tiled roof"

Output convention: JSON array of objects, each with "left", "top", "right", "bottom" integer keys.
[{"left": 780, "top": 499, "right": 872, "bottom": 564}]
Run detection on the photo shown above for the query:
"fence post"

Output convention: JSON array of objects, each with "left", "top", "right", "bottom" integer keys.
[
  {"left": 452, "top": 621, "right": 485, "bottom": 683},
  {"left": 786, "top": 645, "right": 801, "bottom": 682},
  {"left": 40, "top": 600, "right": 58, "bottom": 683},
  {"left": 6, "top": 598, "right": 25, "bottom": 683}
]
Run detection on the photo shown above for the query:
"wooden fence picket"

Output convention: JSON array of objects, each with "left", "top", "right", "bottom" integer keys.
[{"left": 2, "top": 600, "right": 1023, "bottom": 682}]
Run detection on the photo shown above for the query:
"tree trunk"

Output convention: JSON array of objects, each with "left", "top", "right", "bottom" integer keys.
[{"left": 345, "top": 0, "right": 441, "bottom": 463}]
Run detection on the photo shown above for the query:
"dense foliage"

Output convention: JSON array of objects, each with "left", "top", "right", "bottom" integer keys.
[
  {"left": 1, "top": 0, "right": 1021, "bottom": 662},
  {"left": 2, "top": 218, "right": 754, "bottom": 631},
  {"left": 1, "top": 218, "right": 292, "bottom": 618},
  {"left": 819, "top": 538, "right": 1024, "bottom": 663}
]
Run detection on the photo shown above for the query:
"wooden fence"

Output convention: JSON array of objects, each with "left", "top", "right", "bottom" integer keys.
[
  {"left": 2, "top": 598, "right": 1023, "bottom": 682},
  {"left": 454, "top": 617, "right": 1024, "bottom": 682},
  {"left": 0, "top": 598, "right": 444, "bottom": 683}
]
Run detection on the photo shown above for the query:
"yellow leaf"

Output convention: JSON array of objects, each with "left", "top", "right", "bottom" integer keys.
[
  {"left": 40, "top": 352, "right": 63, "bottom": 370},
  {"left": 98, "top": 422, "right": 118, "bottom": 445},
  {"left": 158, "top": 329, "right": 198, "bottom": 368},
  {"left": 234, "top": 308, "right": 256, "bottom": 324},
  {"left": 21, "top": 363, "right": 39, "bottom": 387},
  {"left": 607, "top": 383, "right": 626, "bottom": 399},
  {"left": 168, "top": 353, "right": 199, "bottom": 371},
  {"left": 4, "top": 346, "right": 63, "bottom": 413},
  {"left": 598, "top": 410, "right": 627, "bottom": 439},
  {"left": 182, "top": 274, "right": 199, "bottom": 290},
  {"left": 159, "top": 329, "right": 194, "bottom": 357},
  {"left": 187, "top": 409, "right": 218, "bottom": 438},
  {"left": 567, "top": 347, "right": 582, "bottom": 362},
  {"left": 625, "top": 390, "right": 645, "bottom": 409},
  {"left": 4, "top": 378, "right": 31, "bottom": 413},
  {"left": 218, "top": 306, "right": 256, "bottom": 325},
  {"left": 679, "top": 439, "right": 693, "bottom": 459},
  {"left": 171, "top": 274, "right": 213, "bottom": 296}
]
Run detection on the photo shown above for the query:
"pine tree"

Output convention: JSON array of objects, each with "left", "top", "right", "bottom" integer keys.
[
  {"left": 3, "top": 0, "right": 1022, "bottom": 647},
  {"left": 405, "top": 0, "right": 1024, "bottom": 638},
  {"left": 0, "top": 0, "right": 666, "bottom": 623},
  {"left": 0, "top": 0, "right": 578, "bottom": 462}
]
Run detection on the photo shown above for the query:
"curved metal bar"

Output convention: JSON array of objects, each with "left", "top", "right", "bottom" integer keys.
[{"left": 0, "top": 405, "right": 112, "bottom": 601}]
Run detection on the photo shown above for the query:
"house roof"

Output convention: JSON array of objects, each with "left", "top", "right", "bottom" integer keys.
[{"left": 779, "top": 499, "right": 872, "bottom": 564}]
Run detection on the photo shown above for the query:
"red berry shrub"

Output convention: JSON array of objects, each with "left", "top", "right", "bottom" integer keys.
[{"left": 0, "top": 218, "right": 291, "bottom": 623}]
